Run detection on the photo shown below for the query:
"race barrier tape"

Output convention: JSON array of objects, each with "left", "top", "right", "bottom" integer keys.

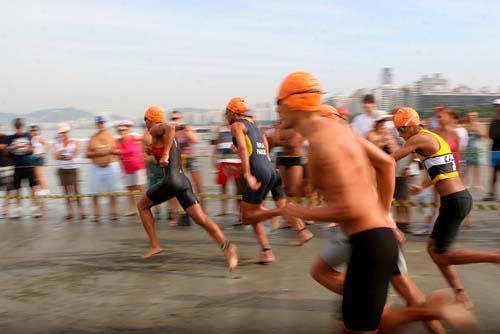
[{"left": 1, "top": 192, "right": 499, "bottom": 210}]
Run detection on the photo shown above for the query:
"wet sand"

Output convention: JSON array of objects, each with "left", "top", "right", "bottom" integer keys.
[{"left": 0, "top": 197, "right": 499, "bottom": 334}]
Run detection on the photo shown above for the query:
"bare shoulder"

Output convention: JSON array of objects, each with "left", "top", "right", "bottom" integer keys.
[{"left": 230, "top": 121, "right": 245, "bottom": 134}]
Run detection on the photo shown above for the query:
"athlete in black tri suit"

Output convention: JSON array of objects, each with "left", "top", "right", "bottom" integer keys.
[
  {"left": 137, "top": 106, "right": 238, "bottom": 271},
  {"left": 226, "top": 97, "right": 312, "bottom": 264}
]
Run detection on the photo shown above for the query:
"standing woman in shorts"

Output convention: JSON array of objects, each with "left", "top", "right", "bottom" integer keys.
[
  {"left": 54, "top": 123, "right": 86, "bottom": 220},
  {"left": 170, "top": 111, "right": 204, "bottom": 208},
  {"left": 464, "top": 112, "right": 484, "bottom": 189},
  {"left": 116, "top": 121, "right": 146, "bottom": 216},
  {"left": 30, "top": 125, "right": 50, "bottom": 202}
]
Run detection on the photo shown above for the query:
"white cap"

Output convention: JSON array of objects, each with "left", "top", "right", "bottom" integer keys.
[
  {"left": 373, "top": 110, "right": 391, "bottom": 122},
  {"left": 57, "top": 123, "right": 71, "bottom": 134},
  {"left": 492, "top": 99, "right": 500, "bottom": 105},
  {"left": 116, "top": 120, "right": 134, "bottom": 130}
]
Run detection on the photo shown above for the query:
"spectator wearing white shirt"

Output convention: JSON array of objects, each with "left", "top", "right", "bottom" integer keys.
[{"left": 351, "top": 94, "right": 378, "bottom": 138}]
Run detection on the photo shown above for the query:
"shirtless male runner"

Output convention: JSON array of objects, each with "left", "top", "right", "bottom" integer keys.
[
  {"left": 279, "top": 72, "right": 477, "bottom": 333},
  {"left": 311, "top": 105, "right": 445, "bottom": 334},
  {"left": 86, "top": 116, "right": 120, "bottom": 221},
  {"left": 392, "top": 107, "right": 500, "bottom": 309},
  {"left": 136, "top": 106, "right": 238, "bottom": 271},
  {"left": 226, "top": 97, "right": 313, "bottom": 264}
]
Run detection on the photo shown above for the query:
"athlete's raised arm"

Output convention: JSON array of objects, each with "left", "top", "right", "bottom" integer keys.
[{"left": 357, "top": 135, "right": 395, "bottom": 213}]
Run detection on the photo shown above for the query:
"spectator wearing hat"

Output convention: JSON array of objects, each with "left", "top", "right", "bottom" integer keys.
[
  {"left": 54, "top": 123, "right": 86, "bottom": 220},
  {"left": 86, "top": 116, "right": 120, "bottom": 222},
  {"left": 483, "top": 99, "right": 500, "bottom": 201},
  {"left": 116, "top": 120, "right": 146, "bottom": 216}
]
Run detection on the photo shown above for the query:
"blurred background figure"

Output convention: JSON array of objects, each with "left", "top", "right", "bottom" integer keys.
[
  {"left": 351, "top": 94, "right": 377, "bottom": 138},
  {"left": 483, "top": 99, "right": 500, "bottom": 201},
  {"left": 428, "top": 104, "right": 445, "bottom": 131},
  {"left": 168, "top": 111, "right": 203, "bottom": 225},
  {"left": 451, "top": 112, "right": 469, "bottom": 175},
  {"left": 336, "top": 107, "right": 350, "bottom": 122},
  {"left": 437, "top": 109, "right": 461, "bottom": 170},
  {"left": 366, "top": 110, "right": 397, "bottom": 154},
  {"left": 0, "top": 127, "right": 14, "bottom": 217},
  {"left": 7, "top": 118, "right": 41, "bottom": 218},
  {"left": 86, "top": 116, "right": 120, "bottom": 222},
  {"left": 117, "top": 120, "right": 145, "bottom": 216},
  {"left": 54, "top": 123, "right": 86, "bottom": 220},
  {"left": 214, "top": 121, "right": 242, "bottom": 218},
  {"left": 30, "top": 125, "right": 50, "bottom": 212},
  {"left": 464, "top": 112, "right": 484, "bottom": 190}
]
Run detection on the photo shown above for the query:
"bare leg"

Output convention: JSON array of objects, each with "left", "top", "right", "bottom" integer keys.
[
  {"left": 472, "top": 165, "right": 481, "bottom": 189},
  {"left": 63, "top": 185, "right": 73, "bottom": 219},
  {"left": 241, "top": 202, "right": 275, "bottom": 263},
  {"left": 168, "top": 198, "right": 178, "bottom": 226},
  {"left": 426, "top": 240, "right": 500, "bottom": 308},
  {"left": 310, "top": 257, "right": 344, "bottom": 295},
  {"left": 74, "top": 183, "right": 86, "bottom": 219},
  {"left": 275, "top": 198, "right": 313, "bottom": 245},
  {"left": 241, "top": 202, "right": 282, "bottom": 224},
  {"left": 391, "top": 274, "right": 446, "bottom": 334},
  {"left": 185, "top": 204, "right": 238, "bottom": 270},
  {"left": 2, "top": 190, "right": 10, "bottom": 216},
  {"left": 234, "top": 176, "right": 243, "bottom": 215},
  {"left": 190, "top": 169, "right": 205, "bottom": 209},
  {"left": 218, "top": 184, "right": 227, "bottom": 216},
  {"left": 138, "top": 195, "right": 163, "bottom": 258},
  {"left": 110, "top": 194, "right": 118, "bottom": 220},
  {"left": 92, "top": 196, "right": 100, "bottom": 222},
  {"left": 379, "top": 303, "right": 476, "bottom": 333}
]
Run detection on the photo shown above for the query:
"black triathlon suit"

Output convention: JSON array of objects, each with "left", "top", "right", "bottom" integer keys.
[
  {"left": 146, "top": 137, "right": 198, "bottom": 209},
  {"left": 233, "top": 118, "right": 284, "bottom": 204}
]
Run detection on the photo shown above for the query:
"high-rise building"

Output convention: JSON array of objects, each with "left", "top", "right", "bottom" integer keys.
[
  {"left": 373, "top": 85, "right": 399, "bottom": 112},
  {"left": 324, "top": 94, "right": 352, "bottom": 108},
  {"left": 381, "top": 67, "right": 393, "bottom": 85},
  {"left": 397, "top": 84, "right": 417, "bottom": 108},
  {"left": 416, "top": 73, "right": 448, "bottom": 94}
]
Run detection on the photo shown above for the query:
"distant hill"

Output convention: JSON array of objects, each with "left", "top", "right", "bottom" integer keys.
[
  {"left": 174, "top": 108, "right": 211, "bottom": 114},
  {"left": 0, "top": 107, "right": 212, "bottom": 129},
  {"left": 0, "top": 108, "right": 123, "bottom": 125}
]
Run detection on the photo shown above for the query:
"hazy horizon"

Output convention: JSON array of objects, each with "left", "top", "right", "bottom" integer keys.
[{"left": 2, "top": 0, "right": 500, "bottom": 117}]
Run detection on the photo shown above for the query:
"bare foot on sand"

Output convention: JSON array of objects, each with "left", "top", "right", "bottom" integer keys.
[
  {"left": 249, "top": 251, "right": 275, "bottom": 264},
  {"left": 291, "top": 228, "right": 313, "bottom": 246},
  {"left": 223, "top": 244, "right": 238, "bottom": 271},
  {"left": 440, "top": 303, "right": 478, "bottom": 330},
  {"left": 141, "top": 247, "right": 164, "bottom": 259}
]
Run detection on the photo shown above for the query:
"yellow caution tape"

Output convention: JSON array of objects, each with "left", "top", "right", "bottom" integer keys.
[{"left": 1, "top": 191, "right": 499, "bottom": 210}]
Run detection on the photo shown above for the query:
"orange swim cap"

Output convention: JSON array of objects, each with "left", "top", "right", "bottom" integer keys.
[
  {"left": 277, "top": 71, "right": 323, "bottom": 112},
  {"left": 319, "top": 105, "right": 341, "bottom": 120},
  {"left": 226, "top": 97, "right": 248, "bottom": 114},
  {"left": 393, "top": 107, "right": 420, "bottom": 128},
  {"left": 144, "top": 106, "right": 165, "bottom": 123}
]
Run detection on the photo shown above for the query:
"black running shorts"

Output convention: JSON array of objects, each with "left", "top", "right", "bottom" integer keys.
[
  {"left": 243, "top": 169, "right": 284, "bottom": 204},
  {"left": 431, "top": 189, "right": 472, "bottom": 254},
  {"left": 343, "top": 227, "right": 398, "bottom": 332},
  {"left": 146, "top": 173, "right": 198, "bottom": 210}
]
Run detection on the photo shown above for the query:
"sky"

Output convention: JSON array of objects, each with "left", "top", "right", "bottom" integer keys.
[{"left": 1, "top": 0, "right": 500, "bottom": 117}]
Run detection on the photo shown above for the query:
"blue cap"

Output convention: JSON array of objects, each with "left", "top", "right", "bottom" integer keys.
[
  {"left": 95, "top": 116, "right": 106, "bottom": 123},
  {"left": 493, "top": 99, "right": 500, "bottom": 105}
]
